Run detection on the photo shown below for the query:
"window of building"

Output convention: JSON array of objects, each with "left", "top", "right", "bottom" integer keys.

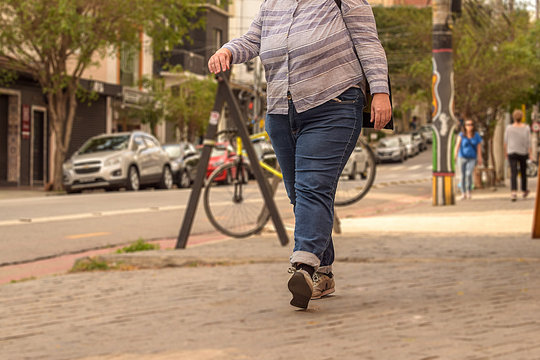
[
  {"left": 214, "top": 29, "right": 223, "bottom": 53},
  {"left": 120, "top": 43, "right": 140, "bottom": 87}
]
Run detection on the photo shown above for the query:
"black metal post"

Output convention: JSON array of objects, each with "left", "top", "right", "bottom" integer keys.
[
  {"left": 175, "top": 77, "right": 228, "bottom": 249},
  {"left": 176, "top": 73, "right": 289, "bottom": 248},
  {"left": 218, "top": 74, "right": 289, "bottom": 246}
]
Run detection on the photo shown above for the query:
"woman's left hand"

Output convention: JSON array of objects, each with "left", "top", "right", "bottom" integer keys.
[{"left": 371, "top": 93, "right": 392, "bottom": 130}]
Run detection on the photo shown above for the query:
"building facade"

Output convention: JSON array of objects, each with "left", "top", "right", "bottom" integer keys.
[{"left": 0, "top": 71, "right": 121, "bottom": 187}]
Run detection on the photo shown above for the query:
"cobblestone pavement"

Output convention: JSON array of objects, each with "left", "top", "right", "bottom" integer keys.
[
  {"left": 1, "top": 231, "right": 540, "bottom": 360},
  {"left": 1, "top": 184, "right": 540, "bottom": 359}
]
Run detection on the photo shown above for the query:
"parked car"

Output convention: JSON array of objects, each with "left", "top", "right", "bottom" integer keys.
[
  {"left": 411, "top": 131, "right": 427, "bottom": 151},
  {"left": 249, "top": 137, "right": 278, "bottom": 178},
  {"left": 342, "top": 145, "right": 369, "bottom": 180},
  {"left": 420, "top": 125, "right": 433, "bottom": 144},
  {"left": 162, "top": 142, "right": 200, "bottom": 188},
  {"left": 399, "top": 134, "right": 419, "bottom": 158},
  {"left": 375, "top": 137, "right": 407, "bottom": 163},
  {"left": 206, "top": 142, "right": 238, "bottom": 184},
  {"left": 63, "top": 131, "right": 173, "bottom": 193}
]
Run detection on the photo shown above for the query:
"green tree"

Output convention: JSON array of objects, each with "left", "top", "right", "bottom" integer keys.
[
  {"left": 0, "top": 0, "right": 203, "bottom": 190},
  {"left": 135, "top": 71, "right": 217, "bottom": 142},
  {"left": 373, "top": 6, "right": 433, "bottom": 123},
  {"left": 453, "top": 0, "right": 540, "bottom": 164},
  {"left": 164, "top": 74, "right": 217, "bottom": 142}
]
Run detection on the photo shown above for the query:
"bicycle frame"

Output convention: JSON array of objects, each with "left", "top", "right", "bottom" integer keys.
[{"left": 235, "top": 132, "right": 283, "bottom": 180}]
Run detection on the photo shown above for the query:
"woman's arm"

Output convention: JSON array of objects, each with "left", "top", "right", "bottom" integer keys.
[
  {"left": 454, "top": 136, "right": 462, "bottom": 161},
  {"left": 341, "top": 0, "right": 389, "bottom": 95},
  {"left": 341, "top": 0, "right": 390, "bottom": 129}
]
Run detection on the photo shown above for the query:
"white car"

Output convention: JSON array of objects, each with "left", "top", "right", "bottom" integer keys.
[
  {"left": 399, "top": 134, "right": 419, "bottom": 158},
  {"left": 375, "top": 137, "right": 407, "bottom": 163},
  {"left": 63, "top": 131, "right": 173, "bottom": 193},
  {"left": 420, "top": 125, "right": 433, "bottom": 144},
  {"left": 342, "top": 146, "right": 369, "bottom": 180}
]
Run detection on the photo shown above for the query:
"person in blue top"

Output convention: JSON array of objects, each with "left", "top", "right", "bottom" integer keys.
[{"left": 454, "top": 119, "right": 483, "bottom": 200}]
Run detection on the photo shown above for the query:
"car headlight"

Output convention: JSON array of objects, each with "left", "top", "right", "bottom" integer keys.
[
  {"left": 105, "top": 156, "right": 122, "bottom": 167},
  {"left": 63, "top": 161, "right": 73, "bottom": 171}
]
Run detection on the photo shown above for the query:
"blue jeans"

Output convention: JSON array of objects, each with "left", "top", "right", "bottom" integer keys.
[
  {"left": 459, "top": 157, "right": 476, "bottom": 192},
  {"left": 265, "top": 87, "right": 364, "bottom": 272}
]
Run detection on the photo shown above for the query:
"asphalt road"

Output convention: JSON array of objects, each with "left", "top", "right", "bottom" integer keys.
[{"left": 0, "top": 146, "right": 433, "bottom": 266}]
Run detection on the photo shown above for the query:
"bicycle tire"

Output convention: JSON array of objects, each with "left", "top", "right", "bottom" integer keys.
[
  {"left": 335, "top": 138, "right": 377, "bottom": 206},
  {"left": 204, "top": 161, "right": 270, "bottom": 238}
]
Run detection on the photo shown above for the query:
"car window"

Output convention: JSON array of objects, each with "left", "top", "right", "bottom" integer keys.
[
  {"left": 400, "top": 137, "right": 412, "bottom": 144},
  {"left": 78, "top": 135, "right": 130, "bottom": 154},
  {"left": 211, "top": 148, "right": 226, "bottom": 157},
  {"left": 143, "top": 136, "right": 157, "bottom": 148},
  {"left": 380, "top": 138, "right": 400, "bottom": 147},
  {"left": 133, "top": 136, "right": 146, "bottom": 150}
]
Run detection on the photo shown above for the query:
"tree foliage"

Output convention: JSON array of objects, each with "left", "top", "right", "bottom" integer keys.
[
  {"left": 373, "top": 6, "right": 432, "bottom": 117},
  {"left": 136, "top": 70, "right": 217, "bottom": 142},
  {"left": 0, "top": 0, "right": 203, "bottom": 190},
  {"left": 453, "top": 0, "right": 540, "bottom": 127}
]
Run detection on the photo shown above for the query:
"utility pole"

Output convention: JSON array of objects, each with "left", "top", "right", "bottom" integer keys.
[{"left": 432, "top": 0, "right": 457, "bottom": 205}]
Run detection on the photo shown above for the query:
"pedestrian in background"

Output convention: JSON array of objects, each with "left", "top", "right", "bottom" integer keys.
[
  {"left": 410, "top": 116, "right": 418, "bottom": 130},
  {"left": 454, "top": 119, "right": 483, "bottom": 200},
  {"left": 208, "top": 0, "right": 391, "bottom": 309},
  {"left": 504, "top": 109, "right": 531, "bottom": 201}
]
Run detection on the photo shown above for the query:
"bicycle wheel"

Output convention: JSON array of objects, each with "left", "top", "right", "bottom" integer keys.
[
  {"left": 204, "top": 161, "right": 270, "bottom": 238},
  {"left": 335, "top": 138, "right": 376, "bottom": 206}
]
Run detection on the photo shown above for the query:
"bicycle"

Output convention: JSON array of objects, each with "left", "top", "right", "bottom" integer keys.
[{"left": 203, "top": 129, "right": 376, "bottom": 238}]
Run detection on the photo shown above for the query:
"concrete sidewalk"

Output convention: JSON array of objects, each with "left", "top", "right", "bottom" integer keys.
[{"left": 1, "top": 185, "right": 540, "bottom": 359}]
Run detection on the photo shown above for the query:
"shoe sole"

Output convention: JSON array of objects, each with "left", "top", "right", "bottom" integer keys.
[
  {"left": 311, "top": 287, "right": 335, "bottom": 300},
  {"left": 288, "top": 272, "right": 312, "bottom": 309}
]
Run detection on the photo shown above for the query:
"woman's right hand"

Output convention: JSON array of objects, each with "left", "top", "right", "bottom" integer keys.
[{"left": 208, "top": 48, "right": 232, "bottom": 74}]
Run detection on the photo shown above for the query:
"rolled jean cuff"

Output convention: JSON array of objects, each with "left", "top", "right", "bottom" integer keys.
[
  {"left": 317, "top": 265, "right": 333, "bottom": 274},
  {"left": 290, "top": 251, "right": 320, "bottom": 270}
]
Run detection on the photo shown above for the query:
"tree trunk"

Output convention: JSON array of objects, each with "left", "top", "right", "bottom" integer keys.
[
  {"left": 493, "top": 110, "right": 506, "bottom": 183},
  {"left": 48, "top": 84, "right": 79, "bottom": 192}
]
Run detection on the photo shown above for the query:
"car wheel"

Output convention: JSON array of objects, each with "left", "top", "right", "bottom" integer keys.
[
  {"left": 126, "top": 166, "right": 140, "bottom": 191},
  {"left": 179, "top": 170, "right": 191, "bottom": 188},
  {"left": 158, "top": 166, "right": 174, "bottom": 190}
]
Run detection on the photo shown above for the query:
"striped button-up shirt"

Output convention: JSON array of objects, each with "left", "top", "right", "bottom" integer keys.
[{"left": 223, "top": 0, "right": 389, "bottom": 114}]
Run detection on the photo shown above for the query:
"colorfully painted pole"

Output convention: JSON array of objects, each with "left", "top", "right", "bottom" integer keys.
[{"left": 432, "top": 0, "right": 457, "bottom": 206}]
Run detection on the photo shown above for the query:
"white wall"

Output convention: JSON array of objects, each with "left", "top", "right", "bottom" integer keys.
[{"left": 228, "top": 0, "right": 265, "bottom": 86}]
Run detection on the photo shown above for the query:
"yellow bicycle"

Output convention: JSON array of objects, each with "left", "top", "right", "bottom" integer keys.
[{"left": 203, "top": 129, "right": 376, "bottom": 238}]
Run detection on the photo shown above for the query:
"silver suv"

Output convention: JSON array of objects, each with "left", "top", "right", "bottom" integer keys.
[{"left": 63, "top": 132, "right": 173, "bottom": 193}]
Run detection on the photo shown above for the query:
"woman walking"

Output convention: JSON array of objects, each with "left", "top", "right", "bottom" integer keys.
[
  {"left": 208, "top": 0, "right": 391, "bottom": 309},
  {"left": 454, "top": 120, "right": 483, "bottom": 200},
  {"left": 505, "top": 109, "right": 531, "bottom": 201}
]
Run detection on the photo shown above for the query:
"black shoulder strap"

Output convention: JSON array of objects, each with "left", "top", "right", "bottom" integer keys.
[{"left": 334, "top": 0, "right": 342, "bottom": 10}]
